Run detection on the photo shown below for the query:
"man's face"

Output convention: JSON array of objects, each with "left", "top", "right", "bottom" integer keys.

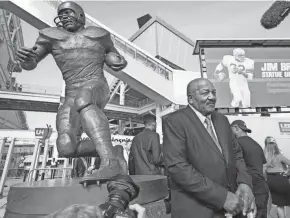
[
  {"left": 147, "top": 122, "right": 157, "bottom": 131},
  {"left": 58, "top": 9, "right": 82, "bottom": 32},
  {"left": 234, "top": 49, "right": 246, "bottom": 62},
  {"left": 231, "top": 126, "right": 239, "bottom": 136},
  {"left": 152, "top": 122, "right": 157, "bottom": 131},
  {"left": 235, "top": 54, "right": 245, "bottom": 62},
  {"left": 188, "top": 81, "right": 217, "bottom": 116}
]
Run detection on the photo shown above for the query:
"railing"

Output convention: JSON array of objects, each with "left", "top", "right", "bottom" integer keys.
[
  {"left": 109, "top": 78, "right": 120, "bottom": 93},
  {"left": 109, "top": 98, "right": 139, "bottom": 108},
  {"left": 2, "top": 84, "right": 62, "bottom": 96},
  {"left": 0, "top": 15, "right": 16, "bottom": 76},
  {"left": 27, "top": 167, "right": 73, "bottom": 181},
  {"left": 43, "top": 0, "right": 174, "bottom": 81},
  {"left": 138, "top": 98, "right": 155, "bottom": 108},
  {"left": 15, "top": 110, "right": 29, "bottom": 130},
  {"left": 0, "top": 64, "right": 9, "bottom": 82},
  {"left": 20, "top": 84, "right": 61, "bottom": 95},
  {"left": 0, "top": 168, "right": 25, "bottom": 178},
  {"left": 0, "top": 10, "right": 15, "bottom": 63},
  {"left": 3, "top": 137, "right": 37, "bottom": 142},
  {"left": 109, "top": 97, "right": 155, "bottom": 108}
]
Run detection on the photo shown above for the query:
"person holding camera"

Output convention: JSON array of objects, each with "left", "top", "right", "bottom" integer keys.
[{"left": 46, "top": 175, "right": 146, "bottom": 218}]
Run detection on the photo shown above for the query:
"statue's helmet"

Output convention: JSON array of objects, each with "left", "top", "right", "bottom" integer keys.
[
  {"left": 54, "top": 1, "right": 86, "bottom": 28},
  {"left": 233, "top": 48, "right": 246, "bottom": 62}
]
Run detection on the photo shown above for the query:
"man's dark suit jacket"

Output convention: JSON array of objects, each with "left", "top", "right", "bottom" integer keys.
[
  {"left": 129, "top": 129, "right": 163, "bottom": 175},
  {"left": 71, "top": 158, "right": 87, "bottom": 178},
  {"left": 163, "top": 106, "right": 252, "bottom": 218}
]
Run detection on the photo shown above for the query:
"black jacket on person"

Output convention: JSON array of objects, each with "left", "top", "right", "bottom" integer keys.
[
  {"left": 129, "top": 128, "right": 163, "bottom": 175},
  {"left": 71, "top": 158, "right": 87, "bottom": 178},
  {"left": 236, "top": 136, "right": 269, "bottom": 195}
]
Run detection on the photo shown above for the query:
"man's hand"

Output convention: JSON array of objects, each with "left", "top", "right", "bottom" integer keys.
[
  {"left": 235, "top": 183, "right": 255, "bottom": 216},
  {"left": 237, "top": 71, "right": 249, "bottom": 78},
  {"left": 215, "top": 72, "right": 226, "bottom": 81},
  {"left": 223, "top": 191, "right": 244, "bottom": 216},
  {"left": 232, "top": 67, "right": 239, "bottom": 74},
  {"left": 129, "top": 204, "right": 147, "bottom": 218},
  {"left": 16, "top": 46, "right": 37, "bottom": 63},
  {"left": 250, "top": 200, "right": 257, "bottom": 218},
  {"left": 16, "top": 46, "right": 38, "bottom": 70}
]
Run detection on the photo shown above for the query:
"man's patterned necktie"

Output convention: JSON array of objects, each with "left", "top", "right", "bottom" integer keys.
[{"left": 204, "top": 117, "right": 222, "bottom": 153}]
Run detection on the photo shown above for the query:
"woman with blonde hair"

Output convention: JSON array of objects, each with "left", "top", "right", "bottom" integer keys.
[{"left": 264, "top": 136, "right": 290, "bottom": 218}]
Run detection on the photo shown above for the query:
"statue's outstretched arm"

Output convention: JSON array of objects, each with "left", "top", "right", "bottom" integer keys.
[{"left": 16, "top": 35, "right": 51, "bottom": 71}]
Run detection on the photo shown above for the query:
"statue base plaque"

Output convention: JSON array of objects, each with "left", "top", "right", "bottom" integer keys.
[{"left": 4, "top": 175, "right": 169, "bottom": 218}]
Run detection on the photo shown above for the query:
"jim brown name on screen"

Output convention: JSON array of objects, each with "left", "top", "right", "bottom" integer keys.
[{"left": 262, "top": 62, "right": 290, "bottom": 78}]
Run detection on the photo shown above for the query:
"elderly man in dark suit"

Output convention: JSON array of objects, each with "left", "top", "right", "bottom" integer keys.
[{"left": 163, "top": 78, "right": 255, "bottom": 218}]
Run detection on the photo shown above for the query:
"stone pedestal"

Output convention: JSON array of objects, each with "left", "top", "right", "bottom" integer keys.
[{"left": 4, "top": 175, "right": 169, "bottom": 218}]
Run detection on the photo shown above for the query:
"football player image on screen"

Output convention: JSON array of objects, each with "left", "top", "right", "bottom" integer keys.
[{"left": 214, "top": 48, "right": 254, "bottom": 108}]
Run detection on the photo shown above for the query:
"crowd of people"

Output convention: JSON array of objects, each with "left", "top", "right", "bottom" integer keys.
[
  {"left": 128, "top": 78, "right": 290, "bottom": 218},
  {"left": 21, "top": 78, "right": 290, "bottom": 218}
]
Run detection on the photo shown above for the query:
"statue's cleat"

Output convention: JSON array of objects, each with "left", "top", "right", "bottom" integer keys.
[
  {"left": 79, "top": 159, "right": 124, "bottom": 187},
  {"left": 79, "top": 175, "right": 117, "bottom": 187}
]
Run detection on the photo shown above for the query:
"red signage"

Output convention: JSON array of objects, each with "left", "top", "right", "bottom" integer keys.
[
  {"left": 35, "top": 127, "right": 52, "bottom": 140},
  {"left": 279, "top": 122, "right": 290, "bottom": 135}
]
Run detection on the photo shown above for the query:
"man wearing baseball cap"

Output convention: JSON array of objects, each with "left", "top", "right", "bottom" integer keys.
[{"left": 231, "top": 120, "right": 269, "bottom": 218}]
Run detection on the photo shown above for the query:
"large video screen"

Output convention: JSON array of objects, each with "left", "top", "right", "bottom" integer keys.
[{"left": 204, "top": 47, "right": 290, "bottom": 108}]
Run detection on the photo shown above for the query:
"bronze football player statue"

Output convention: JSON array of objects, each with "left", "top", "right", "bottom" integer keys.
[{"left": 16, "top": 1, "right": 128, "bottom": 186}]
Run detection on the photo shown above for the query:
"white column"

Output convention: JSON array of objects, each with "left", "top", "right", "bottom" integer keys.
[
  {"left": 29, "top": 139, "right": 39, "bottom": 182},
  {"left": 32, "top": 139, "right": 41, "bottom": 181},
  {"left": 91, "top": 157, "right": 96, "bottom": 167},
  {"left": 62, "top": 158, "right": 68, "bottom": 179},
  {"left": 118, "top": 81, "right": 126, "bottom": 134},
  {"left": 52, "top": 142, "right": 58, "bottom": 159},
  {"left": 155, "top": 104, "right": 163, "bottom": 144},
  {"left": 40, "top": 139, "right": 49, "bottom": 179},
  {"left": 0, "top": 138, "right": 15, "bottom": 195},
  {"left": 119, "top": 81, "right": 125, "bottom": 105}
]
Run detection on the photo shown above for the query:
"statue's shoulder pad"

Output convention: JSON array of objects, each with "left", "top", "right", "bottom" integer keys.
[
  {"left": 39, "top": 27, "right": 69, "bottom": 40},
  {"left": 83, "top": 26, "right": 110, "bottom": 39}
]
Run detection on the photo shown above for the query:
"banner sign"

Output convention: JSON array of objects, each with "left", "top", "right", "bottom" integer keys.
[
  {"left": 80, "top": 134, "right": 134, "bottom": 163},
  {"left": 80, "top": 133, "right": 134, "bottom": 149},
  {"left": 278, "top": 122, "right": 290, "bottom": 135},
  {"left": 5, "top": 138, "right": 35, "bottom": 146},
  {"left": 203, "top": 47, "right": 290, "bottom": 108}
]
